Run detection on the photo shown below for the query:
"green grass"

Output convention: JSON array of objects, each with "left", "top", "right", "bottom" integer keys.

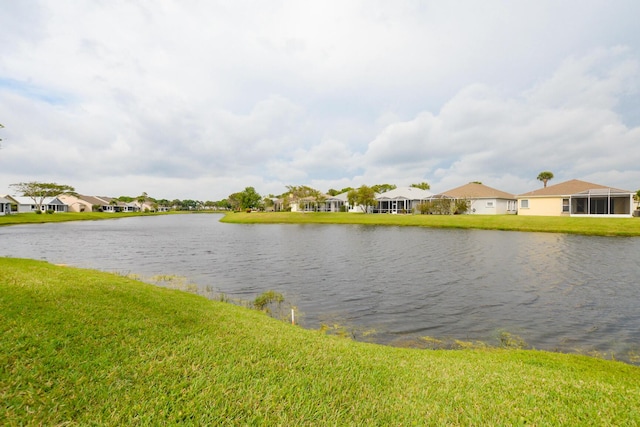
[
  {"left": 222, "top": 211, "right": 640, "bottom": 236},
  {"left": 0, "top": 211, "right": 214, "bottom": 227},
  {"left": 2, "top": 258, "right": 639, "bottom": 425}
]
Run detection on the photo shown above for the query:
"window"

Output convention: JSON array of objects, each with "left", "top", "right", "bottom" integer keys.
[
  {"left": 562, "top": 198, "right": 569, "bottom": 213},
  {"left": 520, "top": 199, "right": 529, "bottom": 209},
  {"left": 486, "top": 201, "right": 494, "bottom": 208}
]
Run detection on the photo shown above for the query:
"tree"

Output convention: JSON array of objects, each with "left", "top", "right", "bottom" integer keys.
[
  {"left": 635, "top": 190, "right": 640, "bottom": 210},
  {"left": 285, "top": 185, "right": 325, "bottom": 211},
  {"left": 0, "top": 123, "right": 3, "bottom": 143},
  {"left": 537, "top": 171, "right": 554, "bottom": 188},
  {"left": 10, "top": 181, "right": 75, "bottom": 212},
  {"left": 371, "top": 184, "right": 396, "bottom": 194},
  {"left": 347, "top": 185, "right": 377, "bottom": 213},
  {"left": 410, "top": 182, "right": 431, "bottom": 190},
  {"left": 228, "top": 187, "right": 262, "bottom": 211},
  {"left": 136, "top": 192, "right": 148, "bottom": 211}
]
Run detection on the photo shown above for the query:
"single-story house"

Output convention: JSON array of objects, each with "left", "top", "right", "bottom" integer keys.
[
  {"left": 289, "top": 194, "right": 344, "bottom": 212},
  {"left": 12, "top": 196, "right": 69, "bottom": 213},
  {"left": 0, "top": 196, "right": 16, "bottom": 215},
  {"left": 437, "top": 182, "right": 517, "bottom": 215},
  {"left": 517, "top": 179, "right": 634, "bottom": 217},
  {"left": 58, "top": 194, "right": 108, "bottom": 212},
  {"left": 135, "top": 199, "right": 157, "bottom": 212},
  {"left": 373, "top": 187, "right": 434, "bottom": 214},
  {"left": 92, "top": 196, "right": 139, "bottom": 213}
]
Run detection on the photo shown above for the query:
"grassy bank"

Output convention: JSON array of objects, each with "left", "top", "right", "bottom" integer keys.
[
  {"left": 222, "top": 211, "right": 640, "bottom": 236},
  {"left": 0, "top": 210, "right": 214, "bottom": 227},
  {"left": 2, "top": 258, "right": 639, "bottom": 425}
]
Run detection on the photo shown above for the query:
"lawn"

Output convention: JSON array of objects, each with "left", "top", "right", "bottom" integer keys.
[
  {"left": 222, "top": 211, "right": 640, "bottom": 236},
  {"left": 2, "top": 258, "right": 639, "bottom": 425},
  {"left": 0, "top": 210, "right": 203, "bottom": 227}
]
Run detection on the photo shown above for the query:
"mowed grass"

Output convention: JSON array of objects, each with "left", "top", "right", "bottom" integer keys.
[
  {"left": 222, "top": 211, "right": 640, "bottom": 236},
  {"left": 2, "top": 258, "right": 639, "bottom": 425},
  {"left": 0, "top": 211, "right": 167, "bottom": 226}
]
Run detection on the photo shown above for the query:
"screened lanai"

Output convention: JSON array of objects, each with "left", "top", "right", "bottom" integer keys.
[
  {"left": 569, "top": 188, "right": 634, "bottom": 216},
  {"left": 373, "top": 187, "right": 434, "bottom": 214}
]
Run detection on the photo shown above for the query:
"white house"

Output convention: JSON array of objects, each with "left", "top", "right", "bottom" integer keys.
[
  {"left": 0, "top": 196, "right": 15, "bottom": 215},
  {"left": 437, "top": 182, "right": 517, "bottom": 215},
  {"left": 12, "top": 196, "right": 69, "bottom": 213},
  {"left": 374, "top": 187, "right": 434, "bottom": 214}
]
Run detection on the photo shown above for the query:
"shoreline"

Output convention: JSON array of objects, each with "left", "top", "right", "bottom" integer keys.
[
  {"left": 221, "top": 211, "right": 640, "bottom": 236},
  {"left": 2, "top": 257, "right": 639, "bottom": 425}
]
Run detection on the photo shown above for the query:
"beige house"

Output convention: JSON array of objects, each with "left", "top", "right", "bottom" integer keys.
[
  {"left": 59, "top": 194, "right": 101, "bottom": 212},
  {"left": 517, "top": 179, "right": 634, "bottom": 217},
  {"left": 438, "top": 182, "right": 517, "bottom": 215}
]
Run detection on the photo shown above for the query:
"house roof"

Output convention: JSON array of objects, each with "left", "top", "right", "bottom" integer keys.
[
  {"left": 376, "top": 186, "right": 433, "bottom": 200},
  {"left": 60, "top": 194, "right": 107, "bottom": 206},
  {"left": 518, "top": 179, "right": 631, "bottom": 197},
  {"left": 438, "top": 182, "right": 515, "bottom": 199},
  {"left": 12, "top": 196, "right": 64, "bottom": 205},
  {"left": 0, "top": 195, "right": 18, "bottom": 204},
  {"left": 72, "top": 194, "right": 111, "bottom": 206}
]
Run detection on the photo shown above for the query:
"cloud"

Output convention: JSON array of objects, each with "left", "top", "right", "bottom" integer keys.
[
  {"left": 361, "top": 47, "right": 640, "bottom": 193},
  {"left": 1, "top": 1, "right": 640, "bottom": 200}
]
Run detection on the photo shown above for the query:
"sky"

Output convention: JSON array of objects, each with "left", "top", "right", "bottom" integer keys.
[{"left": 1, "top": 1, "right": 639, "bottom": 201}]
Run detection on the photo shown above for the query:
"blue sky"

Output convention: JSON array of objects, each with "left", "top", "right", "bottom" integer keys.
[{"left": 1, "top": 1, "right": 639, "bottom": 200}]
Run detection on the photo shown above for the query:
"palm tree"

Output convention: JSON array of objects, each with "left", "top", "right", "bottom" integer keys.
[{"left": 537, "top": 171, "right": 554, "bottom": 188}]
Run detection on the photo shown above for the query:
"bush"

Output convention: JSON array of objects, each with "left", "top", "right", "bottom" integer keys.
[
  {"left": 35, "top": 210, "right": 42, "bottom": 215},
  {"left": 46, "top": 210, "right": 54, "bottom": 215}
]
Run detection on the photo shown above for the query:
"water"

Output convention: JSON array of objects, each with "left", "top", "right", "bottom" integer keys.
[{"left": 2, "top": 214, "right": 639, "bottom": 362}]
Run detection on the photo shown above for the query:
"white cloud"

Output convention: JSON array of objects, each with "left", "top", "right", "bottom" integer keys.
[
  {"left": 361, "top": 47, "right": 640, "bottom": 194},
  {"left": 1, "top": 1, "right": 640, "bottom": 200}
]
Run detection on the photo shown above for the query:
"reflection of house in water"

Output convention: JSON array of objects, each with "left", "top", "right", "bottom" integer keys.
[{"left": 517, "top": 179, "right": 634, "bottom": 217}]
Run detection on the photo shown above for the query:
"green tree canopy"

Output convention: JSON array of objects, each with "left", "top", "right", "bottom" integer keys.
[
  {"left": 371, "top": 184, "right": 396, "bottom": 194},
  {"left": 537, "top": 171, "right": 554, "bottom": 188},
  {"left": 347, "top": 185, "right": 377, "bottom": 213},
  {"left": 286, "top": 185, "right": 323, "bottom": 201},
  {"left": 10, "top": 181, "right": 75, "bottom": 211},
  {"left": 229, "top": 187, "right": 262, "bottom": 211},
  {"left": 410, "top": 182, "right": 431, "bottom": 190}
]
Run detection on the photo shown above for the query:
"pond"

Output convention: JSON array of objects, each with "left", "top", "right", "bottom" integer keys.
[{"left": 2, "top": 214, "right": 639, "bottom": 363}]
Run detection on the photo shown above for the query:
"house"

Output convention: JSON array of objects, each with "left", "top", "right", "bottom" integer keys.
[
  {"left": 135, "top": 199, "right": 157, "bottom": 212},
  {"left": 290, "top": 194, "right": 342, "bottom": 212},
  {"left": 12, "top": 196, "right": 69, "bottom": 213},
  {"left": 517, "top": 179, "right": 634, "bottom": 217},
  {"left": 58, "top": 194, "right": 107, "bottom": 212},
  {"left": 0, "top": 196, "right": 16, "bottom": 215},
  {"left": 94, "top": 196, "right": 139, "bottom": 213},
  {"left": 437, "top": 182, "right": 517, "bottom": 215},
  {"left": 373, "top": 187, "right": 434, "bottom": 214}
]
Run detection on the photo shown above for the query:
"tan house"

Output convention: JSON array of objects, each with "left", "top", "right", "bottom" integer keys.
[
  {"left": 438, "top": 182, "right": 517, "bottom": 215},
  {"left": 517, "top": 179, "right": 634, "bottom": 217},
  {"left": 58, "top": 194, "right": 106, "bottom": 212}
]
